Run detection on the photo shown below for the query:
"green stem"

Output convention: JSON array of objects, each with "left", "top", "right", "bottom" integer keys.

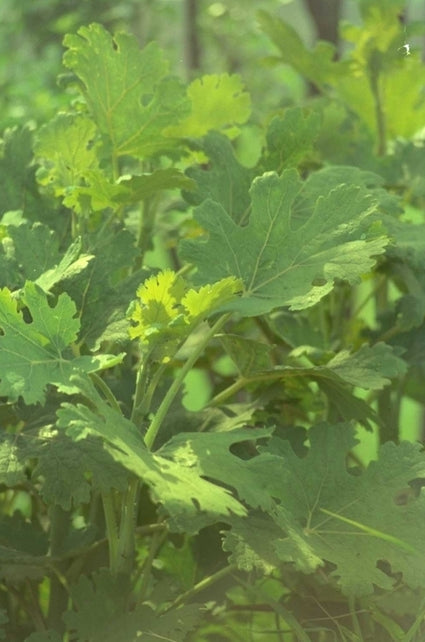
[
  {"left": 111, "top": 150, "right": 120, "bottom": 182},
  {"left": 163, "top": 564, "right": 236, "bottom": 612},
  {"left": 374, "top": 276, "right": 401, "bottom": 442},
  {"left": 348, "top": 595, "right": 362, "bottom": 639},
  {"left": 235, "top": 576, "right": 312, "bottom": 642},
  {"left": 131, "top": 352, "right": 167, "bottom": 426},
  {"left": 144, "top": 313, "right": 231, "bottom": 450},
  {"left": 116, "top": 477, "right": 140, "bottom": 575},
  {"left": 142, "top": 362, "right": 167, "bottom": 415},
  {"left": 208, "top": 377, "right": 248, "bottom": 406},
  {"left": 25, "top": 579, "right": 47, "bottom": 632},
  {"left": 130, "top": 352, "right": 153, "bottom": 424},
  {"left": 102, "top": 493, "right": 120, "bottom": 574},
  {"left": 404, "top": 594, "right": 425, "bottom": 641},
  {"left": 90, "top": 372, "right": 121, "bottom": 414},
  {"left": 209, "top": 367, "right": 313, "bottom": 407},
  {"left": 137, "top": 527, "right": 168, "bottom": 603}
]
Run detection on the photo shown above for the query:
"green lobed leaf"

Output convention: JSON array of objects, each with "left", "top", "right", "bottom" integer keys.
[
  {"left": 35, "top": 238, "right": 93, "bottom": 294},
  {"left": 377, "top": 216, "right": 425, "bottom": 331},
  {"left": 166, "top": 73, "right": 251, "bottom": 139},
  {"left": 0, "top": 219, "right": 92, "bottom": 292},
  {"left": 0, "top": 282, "right": 123, "bottom": 404},
  {"left": 221, "top": 337, "right": 406, "bottom": 390},
  {"left": 223, "top": 423, "right": 425, "bottom": 597},
  {"left": 0, "top": 126, "right": 43, "bottom": 219},
  {"left": 56, "top": 374, "right": 247, "bottom": 533},
  {"left": 180, "top": 169, "right": 388, "bottom": 315},
  {"left": 61, "top": 227, "right": 144, "bottom": 348},
  {"left": 31, "top": 429, "right": 130, "bottom": 510},
  {"left": 158, "top": 427, "right": 277, "bottom": 513},
  {"left": 218, "top": 334, "right": 274, "bottom": 377},
  {"left": 0, "top": 220, "right": 61, "bottom": 289},
  {"left": 0, "top": 513, "right": 47, "bottom": 557},
  {"left": 0, "top": 545, "right": 48, "bottom": 582},
  {"left": 259, "top": 107, "right": 321, "bottom": 173},
  {"left": 258, "top": 10, "right": 345, "bottom": 90},
  {"left": 220, "top": 339, "right": 404, "bottom": 426},
  {"left": 34, "top": 113, "right": 99, "bottom": 209},
  {"left": 184, "top": 132, "right": 255, "bottom": 224},
  {"left": 63, "top": 24, "right": 189, "bottom": 159},
  {"left": 0, "top": 434, "right": 27, "bottom": 487},
  {"left": 114, "top": 168, "right": 195, "bottom": 203},
  {"left": 325, "top": 342, "right": 407, "bottom": 389}
]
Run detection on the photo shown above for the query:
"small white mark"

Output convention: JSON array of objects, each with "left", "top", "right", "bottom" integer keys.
[{"left": 398, "top": 43, "right": 411, "bottom": 56}]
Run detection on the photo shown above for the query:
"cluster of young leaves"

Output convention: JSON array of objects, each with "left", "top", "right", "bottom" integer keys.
[
  {"left": 34, "top": 23, "right": 251, "bottom": 218},
  {"left": 128, "top": 268, "right": 241, "bottom": 360}
]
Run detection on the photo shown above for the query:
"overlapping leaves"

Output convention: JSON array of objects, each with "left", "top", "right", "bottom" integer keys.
[
  {"left": 56, "top": 374, "right": 249, "bottom": 533},
  {"left": 63, "top": 25, "right": 189, "bottom": 159},
  {"left": 128, "top": 269, "right": 241, "bottom": 359},
  {"left": 0, "top": 282, "right": 122, "bottom": 404},
  {"left": 163, "top": 422, "right": 425, "bottom": 597},
  {"left": 181, "top": 169, "right": 388, "bottom": 315}
]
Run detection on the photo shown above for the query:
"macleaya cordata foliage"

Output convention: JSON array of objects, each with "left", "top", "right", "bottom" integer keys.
[
  {"left": 128, "top": 269, "right": 241, "bottom": 360},
  {"left": 1, "top": 2, "right": 425, "bottom": 640}
]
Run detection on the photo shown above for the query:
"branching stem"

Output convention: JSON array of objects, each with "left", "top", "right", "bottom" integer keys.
[{"left": 144, "top": 313, "right": 232, "bottom": 450}]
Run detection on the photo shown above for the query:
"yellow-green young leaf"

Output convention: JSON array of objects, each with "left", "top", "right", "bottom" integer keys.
[
  {"left": 166, "top": 73, "right": 251, "bottom": 139},
  {"left": 128, "top": 270, "right": 186, "bottom": 341},
  {"left": 182, "top": 277, "right": 242, "bottom": 320},
  {"left": 34, "top": 113, "right": 99, "bottom": 201},
  {"left": 128, "top": 270, "right": 240, "bottom": 352},
  {"left": 63, "top": 24, "right": 189, "bottom": 159}
]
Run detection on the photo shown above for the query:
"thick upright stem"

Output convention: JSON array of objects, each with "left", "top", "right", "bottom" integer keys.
[
  {"left": 144, "top": 313, "right": 231, "bottom": 450},
  {"left": 116, "top": 478, "right": 140, "bottom": 576},
  {"left": 102, "top": 493, "right": 119, "bottom": 574}
]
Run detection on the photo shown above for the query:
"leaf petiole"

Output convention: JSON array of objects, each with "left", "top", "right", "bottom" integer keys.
[{"left": 144, "top": 312, "right": 232, "bottom": 450}]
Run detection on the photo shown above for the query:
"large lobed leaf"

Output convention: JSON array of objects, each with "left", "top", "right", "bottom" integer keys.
[
  {"left": 0, "top": 282, "right": 122, "bottom": 404},
  {"left": 56, "top": 375, "right": 248, "bottom": 533},
  {"left": 181, "top": 169, "right": 388, "bottom": 315},
  {"left": 219, "top": 423, "right": 425, "bottom": 597},
  {"left": 63, "top": 24, "right": 189, "bottom": 159}
]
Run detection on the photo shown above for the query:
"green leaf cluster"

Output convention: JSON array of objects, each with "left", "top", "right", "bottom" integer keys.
[
  {"left": 1, "top": 5, "right": 425, "bottom": 641},
  {"left": 128, "top": 269, "right": 241, "bottom": 359}
]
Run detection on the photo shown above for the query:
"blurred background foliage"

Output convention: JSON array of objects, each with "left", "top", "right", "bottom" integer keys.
[
  {"left": 0, "top": 0, "right": 360, "bottom": 129},
  {"left": 1, "top": 0, "right": 424, "bottom": 128}
]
